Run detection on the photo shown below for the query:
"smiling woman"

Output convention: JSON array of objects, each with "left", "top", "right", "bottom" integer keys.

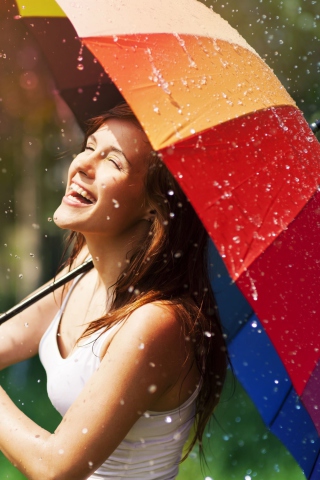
[{"left": 0, "top": 103, "right": 227, "bottom": 480}]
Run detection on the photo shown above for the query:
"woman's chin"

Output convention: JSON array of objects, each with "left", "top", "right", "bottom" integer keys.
[{"left": 53, "top": 205, "right": 74, "bottom": 230}]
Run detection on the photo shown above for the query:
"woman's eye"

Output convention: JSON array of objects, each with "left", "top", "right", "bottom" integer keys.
[
  {"left": 85, "top": 145, "right": 95, "bottom": 152},
  {"left": 108, "top": 157, "right": 121, "bottom": 170}
]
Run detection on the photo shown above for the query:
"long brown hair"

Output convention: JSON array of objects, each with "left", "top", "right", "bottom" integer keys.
[{"left": 63, "top": 103, "right": 227, "bottom": 458}]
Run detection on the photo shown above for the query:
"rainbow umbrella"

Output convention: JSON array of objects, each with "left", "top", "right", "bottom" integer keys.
[{"left": 13, "top": 0, "right": 320, "bottom": 477}]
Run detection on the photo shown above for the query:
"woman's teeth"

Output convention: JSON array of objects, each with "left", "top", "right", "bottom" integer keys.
[{"left": 70, "top": 183, "right": 95, "bottom": 203}]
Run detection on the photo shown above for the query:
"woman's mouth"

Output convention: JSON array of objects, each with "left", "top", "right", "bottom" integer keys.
[{"left": 66, "top": 183, "right": 96, "bottom": 205}]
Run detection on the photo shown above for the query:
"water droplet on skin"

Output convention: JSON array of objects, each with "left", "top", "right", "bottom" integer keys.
[
  {"left": 77, "top": 55, "right": 83, "bottom": 62},
  {"left": 106, "top": 216, "right": 110, "bottom": 220},
  {"left": 112, "top": 199, "right": 120, "bottom": 208},
  {"left": 88, "top": 461, "right": 93, "bottom": 468},
  {"left": 24, "top": 323, "right": 29, "bottom": 328},
  {"left": 77, "top": 64, "right": 84, "bottom": 71},
  {"left": 153, "top": 106, "right": 160, "bottom": 114},
  {"left": 148, "top": 385, "right": 157, "bottom": 393},
  {"left": 120, "top": 399, "right": 125, "bottom": 405},
  {"left": 138, "top": 343, "right": 145, "bottom": 350},
  {"left": 149, "top": 362, "right": 155, "bottom": 368},
  {"left": 58, "top": 449, "right": 64, "bottom": 455},
  {"left": 82, "top": 428, "right": 88, "bottom": 434}
]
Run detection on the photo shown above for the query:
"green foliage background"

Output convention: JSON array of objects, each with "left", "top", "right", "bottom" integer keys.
[{"left": 0, "top": 0, "right": 319, "bottom": 478}]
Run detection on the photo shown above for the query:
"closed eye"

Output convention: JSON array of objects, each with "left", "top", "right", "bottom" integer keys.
[
  {"left": 85, "top": 145, "right": 95, "bottom": 152},
  {"left": 108, "top": 157, "right": 121, "bottom": 170}
]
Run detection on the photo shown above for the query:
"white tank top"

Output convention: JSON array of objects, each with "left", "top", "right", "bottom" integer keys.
[{"left": 39, "top": 276, "right": 199, "bottom": 479}]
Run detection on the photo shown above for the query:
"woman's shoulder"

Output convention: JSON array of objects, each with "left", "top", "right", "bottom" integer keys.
[{"left": 124, "top": 301, "right": 184, "bottom": 338}]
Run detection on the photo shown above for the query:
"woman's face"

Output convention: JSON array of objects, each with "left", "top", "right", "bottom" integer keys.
[{"left": 54, "top": 118, "right": 153, "bottom": 239}]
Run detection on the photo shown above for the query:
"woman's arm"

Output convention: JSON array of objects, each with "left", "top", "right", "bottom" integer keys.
[
  {"left": 0, "top": 247, "right": 91, "bottom": 370},
  {"left": 0, "top": 283, "right": 64, "bottom": 370},
  {"left": 0, "top": 303, "right": 190, "bottom": 480}
]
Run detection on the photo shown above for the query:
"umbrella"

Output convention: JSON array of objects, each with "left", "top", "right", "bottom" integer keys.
[{"left": 10, "top": 0, "right": 320, "bottom": 477}]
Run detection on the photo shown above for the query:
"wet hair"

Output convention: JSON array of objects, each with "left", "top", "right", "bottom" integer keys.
[{"left": 63, "top": 102, "right": 227, "bottom": 459}]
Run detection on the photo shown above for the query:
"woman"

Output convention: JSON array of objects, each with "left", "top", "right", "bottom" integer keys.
[{"left": 0, "top": 103, "right": 227, "bottom": 479}]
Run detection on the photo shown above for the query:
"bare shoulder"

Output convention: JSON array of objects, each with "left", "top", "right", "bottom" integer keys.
[
  {"left": 102, "top": 301, "right": 189, "bottom": 379},
  {"left": 117, "top": 301, "right": 185, "bottom": 351}
]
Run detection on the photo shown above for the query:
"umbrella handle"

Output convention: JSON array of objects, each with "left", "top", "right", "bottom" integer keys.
[
  {"left": 0, "top": 259, "right": 94, "bottom": 324},
  {"left": 310, "top": 119, "right": 320, "bottom": 134}
]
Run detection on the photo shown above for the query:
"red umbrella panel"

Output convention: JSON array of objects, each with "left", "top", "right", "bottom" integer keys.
[{"left": 15, "top": 0, "right": 320, "bottom": 477}]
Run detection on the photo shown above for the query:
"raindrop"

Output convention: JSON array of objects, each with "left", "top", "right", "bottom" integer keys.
[
  {"left": 153, "top": 106, "right": 160, "bottom": 114},
  {"left": 82, "top": 428, "right": 88, "bottom": 434},
  {"left": 169, "top": 212, "right": 175, "bottom": 218},
  {"left": 24, "top": 323, "right": 29, "bottom": 328},
  {"left": 165, "top": 416, "right": 172, "bottom": 423},
  {"left": 30, "top": 253, "right": 34, "bottom": 257},
  {"left": 88, "top": 461, "right": 93, "bottom": 468},
  {"left": 138, "top": 343, "right": 145, "bottom": 350},
  {"left": 77, "top": 64, "right": 84, "bottom": 71},
  {"left": 112, "top": 199, "right": 120, "bottom": 208},
  {"left": 149, "top": 362, "right": 155, "bottom": 367},
  {"left": 58, "top": 449, "right": 64, "bottom": 455},
  {"left": 19, "top": 274, "right": 23, "bottom": 279},
  {"left": 128, "top": 286, "right": 134, "bottom": 293},
  {"left": 251, "top": 320, "right": 258, "bottom": 328},
  {"left": 167, "top": 190, "right": 174, "bottom": 196},
  {"left": 204, "top": 331, "right": 212, "bottom": 337},
  {"left": 174, "top": 251, "right": 182, "bottom": 258},
  {"left": 148, "top": 385, "right": 157, "bottom": 393},
  {"left": 47, "top": 217, "right": 52, "bottom": 222},
  {"left": 77, "top": 55, "right": 83, "bottom": 62},
  {"left": 106, "top": 216, "right": 110, "bottom": 220}
]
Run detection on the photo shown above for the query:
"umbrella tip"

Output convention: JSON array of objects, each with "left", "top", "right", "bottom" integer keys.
[{"left": 310, "top": 119, "right": 320, "bottom": 135}]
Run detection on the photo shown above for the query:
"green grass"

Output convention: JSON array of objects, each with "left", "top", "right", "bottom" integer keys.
[{"left": 0, "top": 361, "right": 305, "bottom": 480}]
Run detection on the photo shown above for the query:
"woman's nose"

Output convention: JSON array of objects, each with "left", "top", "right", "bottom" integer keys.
[{"left": 73, "top": 151, "right": 96, "bottom": 178}]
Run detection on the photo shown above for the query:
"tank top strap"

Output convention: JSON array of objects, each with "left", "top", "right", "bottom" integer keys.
[{"left": 60, "top": 272, "right": 85, "bottom": 313}]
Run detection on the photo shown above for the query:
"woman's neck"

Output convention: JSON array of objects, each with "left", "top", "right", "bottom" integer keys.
[{"left": 83, "top": 223, "right": 149, "bottom": 289}]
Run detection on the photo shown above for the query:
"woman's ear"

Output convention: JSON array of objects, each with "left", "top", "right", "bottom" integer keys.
[{"left": 143, "top": 209, "right": 156, "bottom": 223}]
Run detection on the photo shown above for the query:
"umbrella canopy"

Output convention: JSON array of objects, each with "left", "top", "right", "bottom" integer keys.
[{"left": 13, "top": 0, "right": 320, "bottom": 477}]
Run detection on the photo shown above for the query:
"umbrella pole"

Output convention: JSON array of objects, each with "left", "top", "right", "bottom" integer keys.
[{"left": 0, "top": 259, "right": 94, "bottom": 324}]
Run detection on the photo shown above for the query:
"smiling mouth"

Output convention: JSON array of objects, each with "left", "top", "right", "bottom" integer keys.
[{"left": 68, "top": 183, "right": 96, "bottom": 204}]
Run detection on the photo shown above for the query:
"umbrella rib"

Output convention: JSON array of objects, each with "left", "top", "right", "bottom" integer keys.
[{"left": 233, "top": 178, "right": 291, "bottom": 268}]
